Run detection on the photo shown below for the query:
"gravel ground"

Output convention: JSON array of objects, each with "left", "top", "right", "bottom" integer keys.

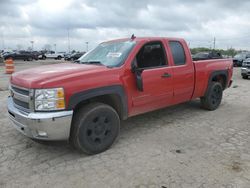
[{"left": 0, "top": 61, "right": 249, "bottom": 188}]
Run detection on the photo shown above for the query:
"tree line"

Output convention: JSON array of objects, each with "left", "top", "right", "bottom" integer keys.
[{"left": 190, "top": 47, "right": 248, "bottom": 57}]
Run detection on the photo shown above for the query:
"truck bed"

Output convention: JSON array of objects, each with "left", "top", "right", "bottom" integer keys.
[{"left": 192, "top": 59, "right": 233, "bottom": 99}]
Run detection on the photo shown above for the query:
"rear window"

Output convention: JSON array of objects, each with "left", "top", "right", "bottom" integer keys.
[{"left": 169, "top": 41, "right": 186, "bottom": 65}]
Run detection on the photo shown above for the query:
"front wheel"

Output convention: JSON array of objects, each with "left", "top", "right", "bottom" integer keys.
[
  {"left": 70, "top": 103, "right": 120, "bottom": 154},
  {"left": 200, "top": 82, "right": 223, "bottom": 111}
]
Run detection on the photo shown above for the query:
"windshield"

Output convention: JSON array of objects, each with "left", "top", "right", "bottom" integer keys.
[{"left": 78, "top": 40, "right": 136, "bottom": 67}]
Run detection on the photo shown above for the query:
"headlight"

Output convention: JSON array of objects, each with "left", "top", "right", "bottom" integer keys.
[{"left": 34, "top": 88, "right": 65, "bottom": 111}]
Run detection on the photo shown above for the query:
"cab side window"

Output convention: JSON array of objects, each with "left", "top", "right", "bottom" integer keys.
[
  {"left": 136, "top": 42, "right": 167, "bottom": 69},
  {"left": 169, "top": 41, "right": 186, "bottom": 66}
]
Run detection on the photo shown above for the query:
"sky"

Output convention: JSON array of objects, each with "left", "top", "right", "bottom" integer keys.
[{"left": 1, "top": 0, "right": 250, "bottom": 52}]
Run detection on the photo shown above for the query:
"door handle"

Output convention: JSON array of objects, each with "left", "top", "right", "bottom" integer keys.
[{"left": 161, "top": 73, "right": 171, "bottom": 78}]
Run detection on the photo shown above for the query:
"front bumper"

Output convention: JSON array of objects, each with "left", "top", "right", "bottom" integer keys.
[
  {"left": 241, "top": 67, "right": 250, "bottom": 76},
  {"left": 7, "top": 97, "right": 73, "bottom": 140}
]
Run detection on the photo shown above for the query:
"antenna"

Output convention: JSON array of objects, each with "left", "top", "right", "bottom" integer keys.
[{"left": 131, "top": 34, "right": 136, "bottom": 40}]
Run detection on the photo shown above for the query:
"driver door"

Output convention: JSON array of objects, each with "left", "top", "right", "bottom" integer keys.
[{"left": 131, "top": 41, "right": 174, "bottom": 115}]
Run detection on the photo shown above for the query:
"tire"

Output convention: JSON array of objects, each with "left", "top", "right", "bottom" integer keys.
[
  {"left": 242, "top": 75, "right": 248, "bottom": 79},
  {"left": 42, "top": 56, "right": 46, "bottom": 60},
  {"left": 57, "top": 56, "right": 62, "bottom": 60},
  {"left": 200, "top": 82, "right": 223, "bottom": 111},
  {"left": 70, "top": 102, "right": 120, "bottom": 154}
]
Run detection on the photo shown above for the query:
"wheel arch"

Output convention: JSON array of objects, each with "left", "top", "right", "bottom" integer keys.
[
  {"left": 208, "top": 70, "right": 228, "bottom": 91},
  {"left": 68, "top": 85, "right": 128, "bottom": 120}
]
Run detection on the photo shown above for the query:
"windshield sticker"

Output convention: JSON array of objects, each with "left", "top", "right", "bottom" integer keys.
[{"left": 107, "top": 52, "right": 122, "bottom": 58}]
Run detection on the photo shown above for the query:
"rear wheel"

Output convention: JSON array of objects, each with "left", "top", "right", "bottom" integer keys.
[
  {"left": 70, "top": 103, "right": 120, "bottom": 154},
  {"left": 242, "top": 75, "right": 248, "bottom": 79},
  {"left": 201, "top": 82, "right": 223, "bottom": 111}
]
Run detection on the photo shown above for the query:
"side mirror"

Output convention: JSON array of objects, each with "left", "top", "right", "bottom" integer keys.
[
  {"left": 131, "top": 59, "right": 137, "bottom": 73},
  {"left": 131, "top": 59, "right": 143, "bottom": 92},
  {"left": 135, "top": 71, "right": 143, "bottom": 91}
]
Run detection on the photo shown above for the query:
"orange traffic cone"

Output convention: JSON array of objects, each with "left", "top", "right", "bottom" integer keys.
[{"left": 5, "top": 58, "right": 14, "bottom": 74}]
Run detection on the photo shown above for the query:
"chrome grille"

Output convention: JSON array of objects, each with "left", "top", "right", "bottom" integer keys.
[
  {"left": 10, "top": 84, "right": 33, "bottom": 111},
  {"left": 11, "top": 85, "right": 29, "bottom": 96}
]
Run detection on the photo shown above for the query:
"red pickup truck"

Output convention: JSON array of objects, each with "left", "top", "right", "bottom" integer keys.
[{"left": 8, "top": 37, "right": 233, "bottom": 154}]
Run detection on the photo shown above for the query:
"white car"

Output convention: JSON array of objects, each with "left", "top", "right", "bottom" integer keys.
[
  {"left": 44, "top": 52, "right": 64, "bottom": 60},
  {"left": 241, "top": 58, "right": 250, "bottom": 79}
]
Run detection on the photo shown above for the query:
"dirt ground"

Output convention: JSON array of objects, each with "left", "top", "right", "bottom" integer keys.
[{"left": 0, "top": 60, "right": 249, "bottom": 188}]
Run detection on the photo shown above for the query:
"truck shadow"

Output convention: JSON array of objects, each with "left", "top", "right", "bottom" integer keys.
[
  {"left": 121, "top": 99, "right": 202, "bottom": 132},
  {"left": 30, "top": 99, "right": 203, "bottom": 156}
]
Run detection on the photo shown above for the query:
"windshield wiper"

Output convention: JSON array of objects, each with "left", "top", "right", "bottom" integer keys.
[
  {"left": 78, "top": 60, "right": 114, "bottom": 68},
  {"left": 80, "top": 61, "right": 102, "bottom": 65}
]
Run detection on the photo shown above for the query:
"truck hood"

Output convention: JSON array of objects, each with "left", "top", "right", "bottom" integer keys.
[{"left": 11, "top": 63, "right": 108, "bottom": 88}]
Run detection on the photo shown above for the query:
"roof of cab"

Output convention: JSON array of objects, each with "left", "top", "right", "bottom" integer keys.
[{"left": 102, "top": 37, "right": 186, "bottom": 44}]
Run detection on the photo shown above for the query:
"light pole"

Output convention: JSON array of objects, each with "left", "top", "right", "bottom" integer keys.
[
  {"left": 67, "top": 28, "right": 71, "bottom": 53},
  {"left": 54, "top": 44, "right": 57, "bottom": 52},
  {"left": 30, "top": 41, "right": 34, "bottom": 51},
  {"left": 85, "top": 42, "right": 89, "bottom": 52},
  {"left": 1, "top": 31, "right": 4, "bottom": 50},
  {"left": 213, "top": 37, "right": 216, "bottom": 49}
]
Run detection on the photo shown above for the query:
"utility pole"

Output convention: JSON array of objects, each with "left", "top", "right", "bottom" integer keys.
[
  {"left": 67, "top": 28, "right": 71, "bottom": 53},
  {"left": 30, "top": 41, "right": 34, "bottom": 51},
  {"left": 213, "top": 37, "right": 216, "bottom": 49},
  {"left": 1, "top": 31, "right": 4, "bottom": 50},
  {"left": 54, "top": 44, "right": 57, "bottom": 52},
  {"left": 85, "top": 42, "right": 89, "bottom": 52}
]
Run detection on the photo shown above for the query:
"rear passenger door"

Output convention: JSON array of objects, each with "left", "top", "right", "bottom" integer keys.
[{"left": 168, "top": 41, "right": 195, "bottom": 104}]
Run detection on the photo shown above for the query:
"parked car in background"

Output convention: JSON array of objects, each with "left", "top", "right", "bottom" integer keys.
[
  {"left": 241, "top": 58, "right": 250, "bottom": 79},
  {"left": 1, "top": 51, "right": 12, "bottom": 58},
  {"left": 192, "top": 51, "right": 222, "bottom": 61},
  {"left": 34, "top": 51, "right": 45, "bottom": 60},
  {"left": 8, "top": 37, "right": 233, "bottom": 154},
  {"left": 3, "top": 51, "right": 38, "bottom": 61},
  {"left": 63, "top": 52, "right": 72, "bottom": 59},
  {"left": 65, "top": 52, "right": 85, "bottom": 61},
  {"left": 233, "top": 52, "right": 250, "bottom": 67},
  {"left": 0, "top": 53, "right": 3, "bottom": 64},
  {"left": 44, "top": 52, "right": 64, "bottom": 60}
]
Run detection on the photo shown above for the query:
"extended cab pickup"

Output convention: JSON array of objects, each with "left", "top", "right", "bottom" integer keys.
[{"left": 8, "top": 37, "right": 233, "bottom": 154}]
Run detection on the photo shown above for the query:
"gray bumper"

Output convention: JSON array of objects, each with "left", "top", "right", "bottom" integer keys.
[
  {"left": 241, "top": 67, "right": 250, "bottom": 76},
  {"left": 7, "top": 97, "right": 73, "bottom": 140}
]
